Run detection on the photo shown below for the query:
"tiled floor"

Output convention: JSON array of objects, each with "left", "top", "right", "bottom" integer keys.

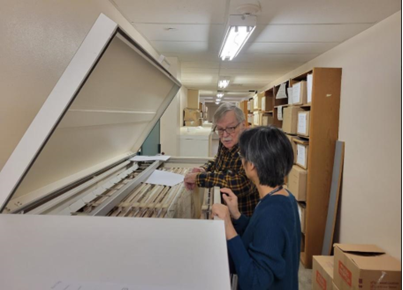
[{"left": 299, "top": 262, "right": 313, "bottom": 290}]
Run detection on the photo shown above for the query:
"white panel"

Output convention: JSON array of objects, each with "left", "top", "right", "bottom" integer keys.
[
  {"left": 229, "top": 0, "right": 401, "bottom": 24},
  {"left": 134, "top": 24, "right": 224, "bottom": 42},
  {"left": 0, "top": 15, "right": 181, "bottom": 208},
  {"left": 114, "top": 0, "right": 228, "bottom": 24},
  {"left": 253, "top": 24, "right": 373, "bottom": 43},
  {"left": 0, "top": 14, "right": 118, "bottom": 209},
  {"left": 0, "top": 215, "right": 230, "bottom": 290}
]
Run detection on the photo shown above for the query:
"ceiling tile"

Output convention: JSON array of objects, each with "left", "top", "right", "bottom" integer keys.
[
  {"left": 246, "top": 42, "right": 337, "bottom": 54},
  {"left": 181, "top": 61, "right": 220, "bottom": 69},
  {"left": 229, "top": 0, "right": 401, "bottom": 24},
  {"left": 252, "top": 24, "right": 373, "bottom": 43},
  {"left": 113, "top": 0, "right": 228, "bottom": 24},
  {"left": 150, "top": 41, "right": 215, "bottom": 54},
  {"left": 134, "top": 24, "right": 224, "bottom": 42}
]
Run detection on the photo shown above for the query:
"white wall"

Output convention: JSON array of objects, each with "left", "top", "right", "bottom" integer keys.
[
  {"left": 264, "top": 12, "right": 401, "bottom": 259},
  {"left": 0, "top": 0, "right": 176, "bottom": 170}
]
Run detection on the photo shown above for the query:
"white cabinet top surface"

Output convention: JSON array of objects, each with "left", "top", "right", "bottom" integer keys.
[{"left": 0, "top": 215, "right": 230, "bottom": 290}]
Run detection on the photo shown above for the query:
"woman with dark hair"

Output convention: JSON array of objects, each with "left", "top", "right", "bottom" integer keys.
[{"left": 212, "top": 126, "right": 301, "bottom": 290}]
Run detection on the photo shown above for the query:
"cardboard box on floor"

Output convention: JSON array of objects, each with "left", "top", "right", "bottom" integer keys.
[
  {"left": 333, "top": 244, "right": 401, "bottom": 290},
  {"left": 313, "top": 255, "right": 334, "bottom": 290}
]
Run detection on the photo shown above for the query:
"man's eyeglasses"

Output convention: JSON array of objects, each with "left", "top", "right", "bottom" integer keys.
[{"left": 215, "top": 123, "right": 240, "bottom": 135}]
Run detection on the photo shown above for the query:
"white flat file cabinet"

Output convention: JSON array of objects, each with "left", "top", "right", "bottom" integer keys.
[{"left": 0, "top": 14, "right": 230, "bottom": 290}]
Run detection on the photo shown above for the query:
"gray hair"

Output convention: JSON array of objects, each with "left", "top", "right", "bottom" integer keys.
[{"left": 213, "top": 103, "right": 245, "bottom": 129}]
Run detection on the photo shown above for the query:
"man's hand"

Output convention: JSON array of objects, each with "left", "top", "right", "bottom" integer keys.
[
  {"left": 221, "top": 188, "right": 241, "bottom": 220},
  {"left": 184, "top": 172, "right": 198, "bottom": 190},
  {"left": 191, "top": 167, "right": 205, "bottom": 173}
]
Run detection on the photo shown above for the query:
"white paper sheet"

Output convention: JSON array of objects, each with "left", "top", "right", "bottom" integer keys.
[
  {"left": 298, "top": 113, "right": 307, "bottom": 134},
  {"left": 277, "top": 106, "right": 283, "bottom": 121},
  {"left": 276, "top": 82, "right": 287, "bottom": 99},
  {"left": 293, "top": 82, "right": 301, "bottom": 104},
  {"left": 145, "top": 169, "right": 184, "bottom": 186},
  {"left": 287, "top": 87, "right": 293, "bottom": 105},
  {"left": 130, "top": 155, "right": 171, "bottom": 162},
  {"left": 307, "top": 74, "right": 313, "bottom": 103},
  {"left": 297, "top": 144, "right": 306, "bottom": 167}
]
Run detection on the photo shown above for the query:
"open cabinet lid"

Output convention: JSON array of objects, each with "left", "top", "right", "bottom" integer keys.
[{"left": 0, "top": 14, "right": 181, "bottom": 212}]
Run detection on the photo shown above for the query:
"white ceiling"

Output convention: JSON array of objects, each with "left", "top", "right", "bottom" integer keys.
[{"left": 111, "top": 0, "right": 401, "bottom": 103}]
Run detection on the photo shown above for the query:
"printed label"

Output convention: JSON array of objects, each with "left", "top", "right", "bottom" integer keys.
[
  {"left": 316, "top": 271, "right": 327, "bottom": 290},
  {"left": 339, "top": 261, "right": 352, "bottom": 286}
]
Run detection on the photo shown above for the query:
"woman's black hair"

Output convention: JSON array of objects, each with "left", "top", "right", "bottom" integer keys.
[{"left": 239, "top": 126, "right": 294, "bottom": 187}]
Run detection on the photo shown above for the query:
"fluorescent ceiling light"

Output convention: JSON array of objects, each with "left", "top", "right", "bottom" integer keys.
[
  {"left": 219, "top": 15, "right": 256, "bottom": 61},
  {"left": 218, "top": 79, "right": 230, "bottom": 89},
  {"left": 217, "top": 93, "right": 224, "bottom": 98}
]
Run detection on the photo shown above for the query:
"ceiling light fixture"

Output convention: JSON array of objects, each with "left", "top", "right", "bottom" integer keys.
[
  {"left": 218, "top": 79, "right": 230, "bottom": 89},
  {"left": 219, "top": 14, "right": 256, "bottom": 61},
  {"left": 217, "top": 93, "right": 224, "bottom": 98}
]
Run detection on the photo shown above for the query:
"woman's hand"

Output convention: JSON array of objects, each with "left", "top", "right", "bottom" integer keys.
[
  {"left": 211, "top": 204, "right": 237, "bottom": 240},
  {"left": 220, "top": 188, "right": 241, "bottom": 220}
]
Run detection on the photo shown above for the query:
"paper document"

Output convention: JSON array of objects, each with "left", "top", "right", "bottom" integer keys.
[
  {"left": 277, "top": 106, "right": 283, "bottom": 121},
  {"left": 307, "top": 74, "right": 313, "bottom": 103},
  {"left": 145, "top": 169, "right": 184, "bottom": 186},
  {"left": 297, "top": 144, "right": 306, "bottom": 167},
  {"left": 287, "top": 87, "right": 293, "bottom": 104},
  {"left": 276, "top": 82, "right": 287, "bottom": 99},
  {"left": 298, "top": 113, "right": 307, "bottom": 134},
  {"left": 130, "top": 155, "right": 171, "bottom": 162},
  {"left": 293, "top": 83, "right": 301, "bottom": 104}
]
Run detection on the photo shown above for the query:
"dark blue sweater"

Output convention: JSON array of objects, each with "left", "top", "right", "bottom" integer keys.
[{"left": 227, "top": 190, "right": 301, "bottom": 290}]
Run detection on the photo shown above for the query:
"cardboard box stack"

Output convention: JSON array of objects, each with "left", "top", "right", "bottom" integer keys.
[
  {"left": 313, "top": 255, "right": 334, "bottom": 290},
  {"left": 187, "top": 89, "right": 199, "bottom": 109},
  {"left": 294, "top": 138, "right": 309, "bottom": 169},
  {"left": 312, "top": 245, "right": 401, "bottom": 290},
  {"left": 288, "top": 165, "right": 307, "bottom": 201},
  {"left": 262, "top": 114, "right": 274, "bottom": 126},
  {"left": 184, "top": 108, "right": 201, "bottom": 127},
  {"left": 282, "top": 106, "right": 303, "bottom": 134},
  {"left": 253, "top": 93, "right": 264, "bottom": 111},
  {"left": 292, "top": 81, "right": 307, "bottom": 105}
]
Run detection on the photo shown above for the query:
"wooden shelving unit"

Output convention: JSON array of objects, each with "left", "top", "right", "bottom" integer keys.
[
  {"left": 293, "top": 67, "right": 342, "bottom": 268},
  {"left": 261, "top": 68, "right": 341, "bottom": 268},
  {"left": 240, "top": 100, "right": 249, "bottom": 127}
]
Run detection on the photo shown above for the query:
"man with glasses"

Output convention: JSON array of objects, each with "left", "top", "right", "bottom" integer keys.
[{"left": 184, "top": 103, "right": 259, "bottom": 217}]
